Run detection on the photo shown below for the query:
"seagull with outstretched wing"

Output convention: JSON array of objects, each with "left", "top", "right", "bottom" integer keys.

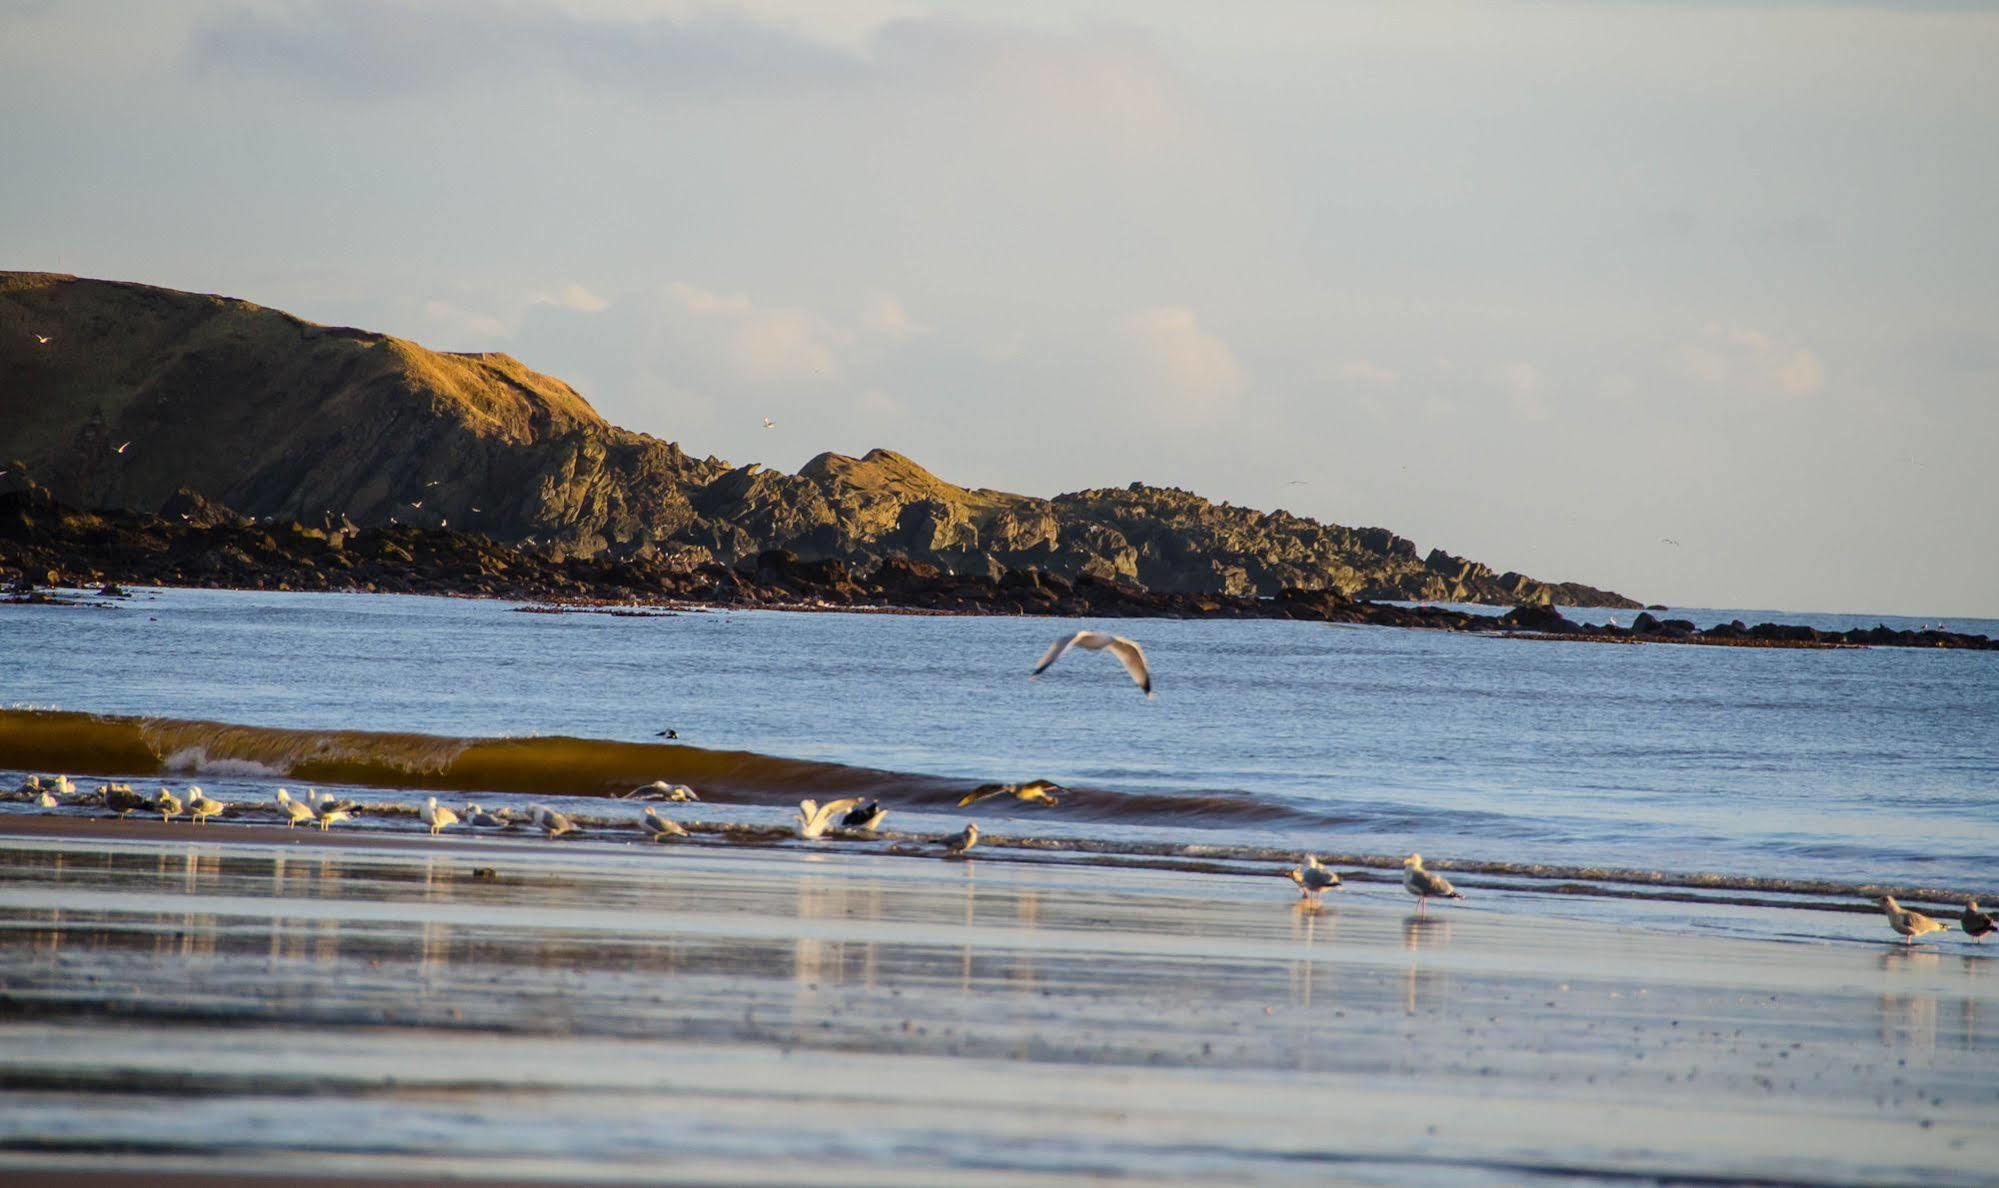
[
  {"left": 958, "top": 779, "right": 1063, "bottom": 808},
  {"left": 796, "top": 797, "right": 862, "bottom": 839},
  {"left": 1031, "top": 631, "right": 1152, "bottom": 696}
]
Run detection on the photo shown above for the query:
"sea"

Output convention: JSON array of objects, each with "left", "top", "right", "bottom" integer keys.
[{"left": 3, "top": 586, "right": 1996, "bottom": 901}]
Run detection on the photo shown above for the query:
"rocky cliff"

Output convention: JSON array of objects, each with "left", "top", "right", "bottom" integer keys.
[{"left": 0, "top": 272, "right": 1635, "bottom": 607}]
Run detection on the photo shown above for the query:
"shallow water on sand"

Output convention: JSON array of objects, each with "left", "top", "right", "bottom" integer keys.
[
  {"left": 3, "top": 587, "right": 1997, "bottom": 890},
  {"left": 0, "top": 831, "right": 1995, "bottom": 1185}
]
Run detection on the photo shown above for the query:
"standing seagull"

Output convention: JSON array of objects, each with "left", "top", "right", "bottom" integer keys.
[
  {"left": 795, "top": 798, "right": 862, "bottom": 839},
  {"left": 958, "top": 780, "right": 1063, "bottom": 808},
  {"left": 1402, "top": 854, "right": 1463, "bottom": 916},
  {"left": 420, "top": 797, "right": 459, "bottom": 835},
  {"left": 274, "top": 788, "right": 316, "bottom": 828},
  {"left": 188, "top": 788, "right": 224, "bottom": 825},
  {"left": 1962, "top": 900, "right": 1994, "bottom": 942},
  {"left": 1031, "top": 631, "right": 1153, "bottom": 696},
  {"left": 1876, "top": 896, "right": 1947, "bottom": 945},
  {"left": 1285, "top": 855, "right": 1342, "bottom": 902},
  {"left": 640, "top": 806, "right": 688, "bottom": 841},
  {"left": 841, "top": 800, "right": 887, "bottom": 831},
  {"left": 945, "top": 822, "right": 979, "bottom": 857},
  {"left": 530, "top": 804, "right": 578, "bottom": 838},
  {"left": 156, "top": 788, "right": 183, "bottom": 823},
  {"left": 105, "top": 785, "right": 151, "bottom": 818}
]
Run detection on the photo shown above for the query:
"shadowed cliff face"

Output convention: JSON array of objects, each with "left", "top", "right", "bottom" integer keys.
[{"left": 0, "top": 272, "right": 1635, "bottom": 606}]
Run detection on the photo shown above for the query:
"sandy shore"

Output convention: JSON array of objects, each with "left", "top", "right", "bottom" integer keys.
[{"left": 1, "top": 818, "right": 1994, "bottom": 1185}]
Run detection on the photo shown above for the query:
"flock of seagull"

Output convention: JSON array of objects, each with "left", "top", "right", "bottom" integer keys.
[{"left": 9, "top": 623, "right": 1997, "bottom": 944}]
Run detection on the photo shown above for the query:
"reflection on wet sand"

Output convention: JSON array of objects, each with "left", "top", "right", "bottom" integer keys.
[{"left": 1, "top": 832, "right": 1997, "bottom": 1185}]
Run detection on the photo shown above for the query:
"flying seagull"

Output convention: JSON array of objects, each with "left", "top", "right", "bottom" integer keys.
[
  {"left": 1661, "top": 538, "right": 1681, "bottom": 547},
  {"left": 796, "top": 797, "right": 862, "bottom": 839},
  {"left": 1963, "top": 900, "right": 1994, "bottom": 942},
  {"left": 114, "top": 441, "right": 131, "bottom": 455},
  {"left": 762, "top": 416, "right": 776, "bottom": 429},
  {"left": 1877, "top": 896, "right": 1946, "bottom": 945},
  {"left": 1285, "top": 854, "right": 1342, "bottom": 902},
  {"left": 414, "top": 797, "right": 458, "bottom": 834},
  {"left": 410, "top": 500, "right": 423, "bottom": 509},
  {"left": 945, "top": 822, "right": 979, "bottom": 857},
  {"left": 1032, "top": 631, "right": 1153, "bottom": 696},
  {"left": 1402, "top": 854, "right": 1464, "bottom": 916},
  {"left": 841, "top": 800, "right": 887, "bottom": 831},
  {"left": 33, "top": 333, "right": 50, "bottom": 345},
  {"left": 958, "top": 779, "right": 1063, "bottom": 808},
  {"left": 640, "top": 806, "right": 688, "bottom": 841},
  {"left": 628, "top": 780, "right": 698, "bottom": 802}
]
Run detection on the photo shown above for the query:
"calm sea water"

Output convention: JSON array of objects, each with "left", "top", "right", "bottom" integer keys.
[{"left": 4, "top": 588, "right": 1996, "bottom": 891}]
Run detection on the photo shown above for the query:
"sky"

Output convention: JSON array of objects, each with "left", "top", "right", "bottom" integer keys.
[{"left": 3, "top": 0, "right": 1995, "bottom": 617}]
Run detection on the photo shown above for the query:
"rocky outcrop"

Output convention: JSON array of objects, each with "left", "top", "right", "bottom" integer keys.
[{"left": 1, "top": 272, "right": 1636, "bottom": 607}]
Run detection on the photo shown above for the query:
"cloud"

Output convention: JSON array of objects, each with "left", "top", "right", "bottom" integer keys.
[
  {"left": 861, "top": 294, "right": 926, "bottom": 340},
  {"left": 188, "top": 1, "right": 864, "bottom": 99},
  {"left": 1678, "top": 323, "right": 1826, "bottom": 397},
  {"left": 1336, "top": 359, "right": 1400, "bottom": 386},
  {"left": 530, "top": 283, "right": 610, "bottom": 314},
  {"left": 1120, "top": 306, "right": 1248, "bottom": 425},
  {"left": 1491, "top": 361, "right": 1552, "bottom": 422},
  {"left": 666, "top": 282, "right": 845, "bottom": 386},
  {"left": 421, "top": 299, "right": 509, "bottom": 343}
]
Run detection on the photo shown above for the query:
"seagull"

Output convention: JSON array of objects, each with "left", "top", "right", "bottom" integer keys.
[
  {"left": 958, "top": 779, "right": 1064, "bottom": 808},
  {"left": 463, "top": 803, "right": 510, "bottom": 828},
  {"left": 115, "top": 441, "right": 131, "bottom": 454},
  {"left": 1661, "top": 538, "right": 1681, "bottom": 547},
  {"left": 654, "top": 728, "right": 680, "bottom": 740},
  {"left": 421, "top": 796, "right": 459, "bottom": 835},
  {"left": 188, "top": 788, "right": 224, "bottom": 825},
  {"left": 1875, "top": 896, "right": 1946, "bottom": 945},
  {"left": 531, "top": 804, "right": 578, "bottom": 838},
  {"left": 640, "top": 806, "right": 688, "bottom": 841},
  {"left": 1402, "top": 854, "right": 1463, "bottom": 916},
  {"left": 52, "top": 775, "right": 76, "bottom": 797},
  {"left": 18, "top": 775, "right": 43, "bottom": 796},
  {"left": 425, "top": 480, "right": 440, "bottom": 488},
  {"left": 33, "top": 334, "right": 51, "bottom": 345},
  {"left": 796, "top": 798, "right": 863, "bottom": 839},
  {"left": 1287, "top": 480, "right": 1309, "bottom": 486},
  {"left": 156, "top": 788, "right": 183, "bottom": 823},
  {"left": 33, "top": 787, "right": 58, "bottom": 809},
  {"left": 841, "top": 800, "right": 887, "bottom": 831},
  {"left": 945, "top": 822, "right": 979, "bottom": 857},
  {"left": 629, "top": 780, "right": 698, "bottom": 802},
  {"left": 1285, "top": 855, "right": 1342, "bottom": 902},
  {"left": 762, "top": 417, "right": 776, "bottom": 429},
  {"left": 1963, "top": 900, "right": 1995, "bottom": 942},
  {"left": 410, "top": 500, "right": 423, "bottom": 509},
  {"left": 1031, "top": 631, "right": 1153, "bottom": 696},
  {"left": 274, "top": 788, "right": 316, "bottom": 828},
  {"left": 105, "top": 785, "right": 151, "bottom": 818}
]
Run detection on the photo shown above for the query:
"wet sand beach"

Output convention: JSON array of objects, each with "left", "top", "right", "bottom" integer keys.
[{"left": 2, "top": 818, "right": 1995, "bottom": 1185}]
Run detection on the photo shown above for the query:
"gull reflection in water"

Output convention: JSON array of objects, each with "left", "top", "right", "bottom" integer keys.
[
  {"left": 1288, "top": 906, "right": 1337, "bottom": 1010},
  {"left": 1402, "top": 915, "right": 1452, "bottom": 1015}
]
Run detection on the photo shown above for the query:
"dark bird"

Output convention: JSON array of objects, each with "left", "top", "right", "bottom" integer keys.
[
  {"left": 655, "top": 728, "right": 680, "bottom": 740},
  {"left": 842, "top": 800, "right": 887, "bottom": 831},
  {"left": 1963, "top": 899, "right": 1995, "bottom": 941},
  {"left": 958, "top": 779, "right": 1064, "bottom": 808}
]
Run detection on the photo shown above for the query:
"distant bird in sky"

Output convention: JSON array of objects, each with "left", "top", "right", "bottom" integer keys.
[
  {"left": 1963, "top": 900, "right": 1994, "bottom": 941},
  {"left": 1402, "top": 854, "right": 1463, "bottom": 915},
  {"left": 33, "top": 333, "right": 50, "bottom": 345},
  {"left": 1032, "top": 631, "right": 1153, "bottom": 696},
  {"left": 114, "top": 441, "right": 131, "bottom": 454},
  {"left": 1876, "top": 896, "right": 1945, "bottom": 945},
  {"left": 640, "top": 806, "right": 688, "bottom": 841},
  {"left": 425, "top": 480, "right": 439, "bottom": 488},
  {"left": 841, "top": 800, "right": 887, "bottom": 831},
  {"left": 410, "top": 500, "right": 423, "bottom": 509},
  {"left": 762, "top": 416, "right": 776, "bottom": 429},
  {"left": 420, "top": 797, "right": 458, "bottom": 835},
  {"left": 1285, "top": 855, "right": 1341, "bottom": 902},
  {"left": 958, "top": 779, "right": 1063, "bottom": 808},
  {"left": 470, "top": 506, "right": 481, "bottom": 513},
  {"left": 1661, "top": 538, "right": 1681, "bottom": 547},
  {"left": 796, "top": 797, "right": 862, "bottom": 839},
  {"left": 946, "top": 822, "right": 979, "bottom": 856},
  {"left": 1287, "top": 480, "right": 1309, "bottom": 486}
]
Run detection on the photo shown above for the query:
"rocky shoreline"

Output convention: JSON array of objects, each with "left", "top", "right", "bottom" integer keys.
[{"left": 2, "top": 484, "right": 1991, "bottom": 651}]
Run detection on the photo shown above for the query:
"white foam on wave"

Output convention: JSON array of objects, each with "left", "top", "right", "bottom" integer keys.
[{"left": 160, "top": 747, "right": 288, "bottom": 778}]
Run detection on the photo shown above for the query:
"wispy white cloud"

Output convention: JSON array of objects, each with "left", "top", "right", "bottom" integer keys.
[
  {"left": 1120, "top": 306, "right": 1248, "bottom": 426},
  {"left": 667, "top": 282, "right": 845, "bottom": 386},
  {"left": 1679, "top": 323, "right": 1826, "bottom": 397}
]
